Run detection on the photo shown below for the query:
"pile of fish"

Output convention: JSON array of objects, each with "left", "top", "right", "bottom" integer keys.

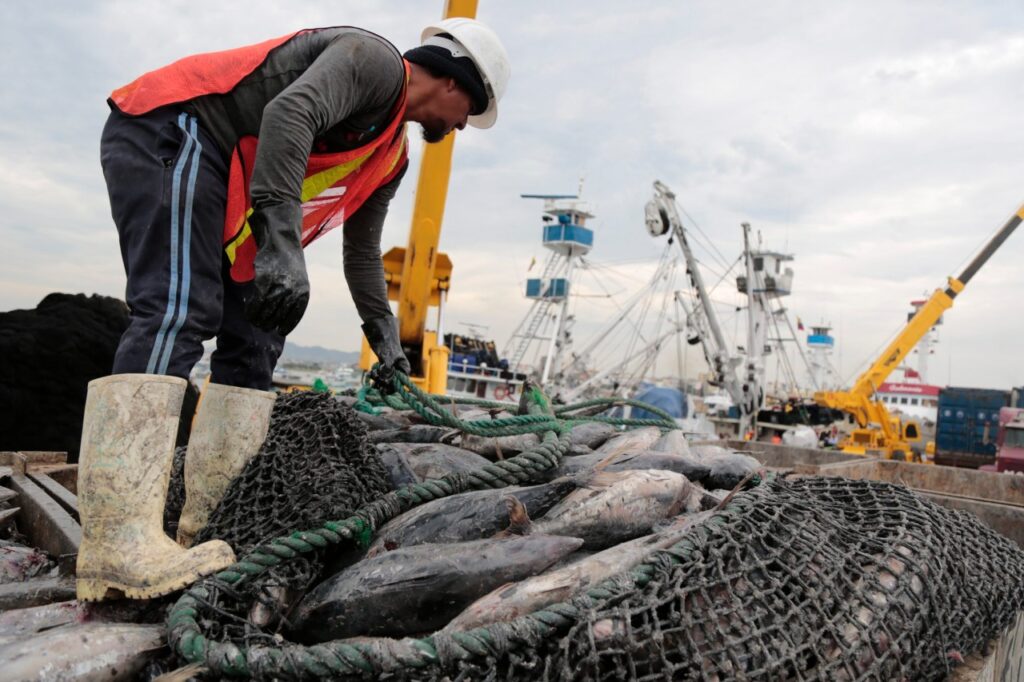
[
  {"left": 287, "top": 407, "right": 764, "bottom": 643},
  {"left": 0, "top": 402, "right": 767, "bottom": 679}
]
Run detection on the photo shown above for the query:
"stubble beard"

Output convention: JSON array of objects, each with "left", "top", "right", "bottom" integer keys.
[{"left": 420, "top": 123, "right": 449, "bottom": 144}]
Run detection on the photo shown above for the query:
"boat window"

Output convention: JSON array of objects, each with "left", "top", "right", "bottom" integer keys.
[
  {"left": 900, "top": 397, "right": 908, "bottom": 405},
  {"left": 1005, "top": 428, "right": 1024, "bottom": 448}
]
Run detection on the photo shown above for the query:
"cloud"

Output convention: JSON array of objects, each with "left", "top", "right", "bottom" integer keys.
[{"left": 1, "top": 0, "right": 1022, "bottom": 391}]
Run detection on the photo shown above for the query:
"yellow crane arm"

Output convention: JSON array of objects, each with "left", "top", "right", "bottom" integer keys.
[{"left": 816, "top": 203, "right": 1024, "bottom": 430}]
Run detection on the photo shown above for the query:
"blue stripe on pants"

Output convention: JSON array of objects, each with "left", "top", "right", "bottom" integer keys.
[
  {"left": 146, "top": 113, "right": 200, "bottom": 374},
  {"left": 156, "top": 115, "right": 203, "bottom": 374}
]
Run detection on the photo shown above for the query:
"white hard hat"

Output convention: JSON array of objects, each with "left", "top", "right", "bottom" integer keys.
[{"left": 420, "top": 18, "right": 510, "bottom": 129}]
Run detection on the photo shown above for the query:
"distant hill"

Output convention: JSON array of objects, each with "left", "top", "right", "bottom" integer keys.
[{"left": 280, "top": 342, "right": 360, "bottom": 365}]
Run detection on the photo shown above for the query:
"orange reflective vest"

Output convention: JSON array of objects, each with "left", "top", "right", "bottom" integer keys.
[{"left": 109, "top": 29, "right": 410, "bottom": 282}]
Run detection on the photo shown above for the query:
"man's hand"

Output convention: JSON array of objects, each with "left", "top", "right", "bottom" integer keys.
[
  {"left": 244, "top": 203, "right": 310, "bottom": 336},
  {"left": 362, "top": 316, "right": 412, "bottom": 386}
]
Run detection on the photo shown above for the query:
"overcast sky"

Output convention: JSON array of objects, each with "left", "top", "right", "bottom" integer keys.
[{"left": 2, "top": 1, "right": 1023, "bottom": 390}]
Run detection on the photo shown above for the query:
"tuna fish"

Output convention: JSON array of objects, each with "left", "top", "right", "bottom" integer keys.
[
  {"left": 651, "top": 429, "right": 692, "bottom": 456},
  {"left": 0, "top": 599, "right": 160, "bottom": 647},
  {"left": 356, "top": 411, "right": 413, "bottom": 431},
  {"left": 367, "top": 478, "right": 578, "bottom": 553},
  {"left": 557, "top": 449, "right": 710, "bottom": 482},
  {"left": 0, "top": 623, "right": 165, "bottom": 681},
  {"left": 591, "top": 427, "right": 663, "bottom": 458},
  {"left": 0, "top": 541, "right": 52, "bottom": 582},
  {"left": 704, "top": 452, "right": 762, "bottom": 490},
  {"left": 374, "top": 442, "right": 492, "bottom": 483},
  {"left": 566, "top": 443, "right": 595, "bottom": 457},
  {"left": 530, "top": 470, "right": 700, "bottom": 549},
  {"left": 447, "top": 510, "right": 715, "bottom": 631},
  {"left": 460, "top": 432, "right": 541, "bottom": 459},
  {"left": 290, "top": 534, "right": 583, "bottom": 641},
  {"left": 568, "top": 422, "right": 618, "bottom": 449},
  {"left": 0, "top": 600, "right": 80, "bottom": 647},
  {"left": 690, "top": 443, "right": 732, "bottom": 460},
  {"left": 367, "top": 425, "right": 460, "bottom": 445},
  {"left": 374, "top": 444, "right": 419, "bottom": 489}
]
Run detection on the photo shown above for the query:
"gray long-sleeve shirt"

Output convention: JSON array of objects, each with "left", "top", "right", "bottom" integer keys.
[{"left": 186, "top": 27, "right": 407, "bottom": 322}]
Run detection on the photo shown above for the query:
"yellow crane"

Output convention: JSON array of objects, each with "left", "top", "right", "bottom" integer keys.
[
  {"left": 359, "top": 0, "right": 479, "bottom": 394},
  {"left": 816, "top": 203, "right": 1023, "bottom": 461}
]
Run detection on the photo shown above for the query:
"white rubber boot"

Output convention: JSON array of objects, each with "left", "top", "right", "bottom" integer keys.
[
  {"left": 76, "top": 374, "right": 236, "bottom": 601},
  {"left": 176, "top": 382, "right": 276, "bottom": 547}
]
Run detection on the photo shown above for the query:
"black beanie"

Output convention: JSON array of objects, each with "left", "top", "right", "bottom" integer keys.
[{"left": 404, "top": 42, "right": 488, "bottom": 115}]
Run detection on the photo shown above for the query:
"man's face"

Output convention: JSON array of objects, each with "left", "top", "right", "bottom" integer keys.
[{"left": 420, "top": 79, "right": 474, "bottom": 143}]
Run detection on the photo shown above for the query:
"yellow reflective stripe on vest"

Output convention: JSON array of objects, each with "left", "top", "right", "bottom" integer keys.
[
  {"left": 223, "top": 153, "right": 374, "bottom": 265},
  {"left": 300, "top": 151, "right": 374, "bottom": 202},
  {"left": 224, "top": 209, "right": 254, "bottom": 265}
]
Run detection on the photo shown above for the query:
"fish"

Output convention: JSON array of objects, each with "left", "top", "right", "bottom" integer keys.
[
  {"left": 651, "top": 429, "right": 692, "bottom": 456},
  {"left": 557, "top": 449, "right": 710, "bottom": 483},
  {"left": 591, "top": 427, "right": 663, "bottom": 458},
  {"left": 290, "top": 534, "right": 583, "bottom": 641},
  {"left": 530, "top": 470, "right": 700, "bottom": 549},
  {"left": 367, "top": 478, "right": 578, "bottom": 553},
  {"left": 446, "top": 510, "right": 715, "bottom": 631},
  {"left": 460, "top": 432, "right": 541, "bottom": 459},
  {"left": 0, "top": 600, "right": 81, "bottom": 647},
  {"left": 565, "top": 442, "right": 595, "bottom": 457},
  {"left": 690, "top": 443, "right": 732, "bottom": 460},
  {"left": 704, "top": 452, "right": 762, "bottom": 490},
  {"left": 374, "top": 444, "right": 420, "bottom": 489},
  {"left": 355, "top": 411, "right": 413, "bottom": 431},
  {"left": 568, "top": 422, "right": 618, "bottom": 449},
  {"left": 450, "top": 407, "right": 498, "bottom": 421},
  {"left": 367, "top": 425, "right": 460, "bottom": 445},
  {"left": 0, "top": 623, "right": 166, "bottom": 681},
  {"left": 0, "top": 540, "right": 53, "bottom": 582},
  {"left": 373, "top": 442, "right": 492, "bottom": 483}
]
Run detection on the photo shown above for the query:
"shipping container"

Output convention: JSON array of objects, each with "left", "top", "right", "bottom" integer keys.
[{"left": 934, "top": 387, "right": 1010, "bottom": 467}]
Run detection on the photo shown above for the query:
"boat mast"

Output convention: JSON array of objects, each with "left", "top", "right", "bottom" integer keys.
[{"left": 646, "top": 181, "right": 749, "bottom": 428}]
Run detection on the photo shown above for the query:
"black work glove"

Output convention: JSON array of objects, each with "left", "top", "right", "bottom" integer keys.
[
  {"left": 362, "top": 316, "right": 412, "bottom": 388},
  {"left": 244, "top": 203, "right": 310, "bottom": 336}
]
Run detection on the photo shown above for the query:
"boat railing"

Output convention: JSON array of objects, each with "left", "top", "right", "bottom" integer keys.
[{"left": 447, "top": 362, "right": 526, "bottom": 383}]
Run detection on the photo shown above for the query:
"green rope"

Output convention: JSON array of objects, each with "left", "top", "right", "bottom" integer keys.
[
  {"left": 166, "top": 372, "right": 688, "bottom": 678},
  {"left": 355, "top": 369, "right": 679, "bottom": 433}
]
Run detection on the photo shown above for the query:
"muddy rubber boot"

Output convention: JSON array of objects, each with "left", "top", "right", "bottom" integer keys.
[
  {"left": 76, "top": 374, "right": 236, "bottom": 601},
  {"left": 176, "top": 383, "right": 276, "bottom": 547}
]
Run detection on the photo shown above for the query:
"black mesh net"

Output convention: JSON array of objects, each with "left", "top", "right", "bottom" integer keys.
[
  {"left": 164, "top": 445, "right": 187, "bottom": 539},
  {"left": 166, "top": 401, "right": 1024, "bottom": 680},
  {"left": 173, "top": 392, "right": 390, "bottom": 645},
  {"left": 426, "top": 476, "right": 1024, "bottom": 681}
]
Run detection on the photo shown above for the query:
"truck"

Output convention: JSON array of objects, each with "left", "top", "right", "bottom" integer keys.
[
  {"left": 933, "top": 387, "right": 1009, "bottom": 468},
  {"left": 977, "top": 406, "right": 1024, "bottom": 473}
]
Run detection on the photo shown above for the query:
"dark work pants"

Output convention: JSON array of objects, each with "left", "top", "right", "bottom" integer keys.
[{"left": 101, "top": 107, "right": 284, "bottom": 390}]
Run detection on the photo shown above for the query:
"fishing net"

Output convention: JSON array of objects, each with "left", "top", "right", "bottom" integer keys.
[
  {"left": 169, "top": 474, "right": 1024, "bottom": 681},
  {"left": 419, "top": 476, "right": 1024, "bottom": 681},
  {"left": 170, "top": 391, "right": 390, "bottom": 644},
  {"left": 166, "top": 378, "right": 1024, "bottom": 680},
  {"left": 164, "top": 445, "right": 187, "bottom": 538}
]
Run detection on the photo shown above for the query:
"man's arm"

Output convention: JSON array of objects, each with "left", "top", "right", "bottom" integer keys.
[
  {"left": 342, "top": 163, "right": 408, "bottom": 322},
  {"left": 249, "top": 33, "right": 404, "bottom": 211},
  {"left": 242, "top": 32, "right": 403, "bottom": 335},
  {"left": 345, "top": 164, "right": 412, "bottom": 378}
]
